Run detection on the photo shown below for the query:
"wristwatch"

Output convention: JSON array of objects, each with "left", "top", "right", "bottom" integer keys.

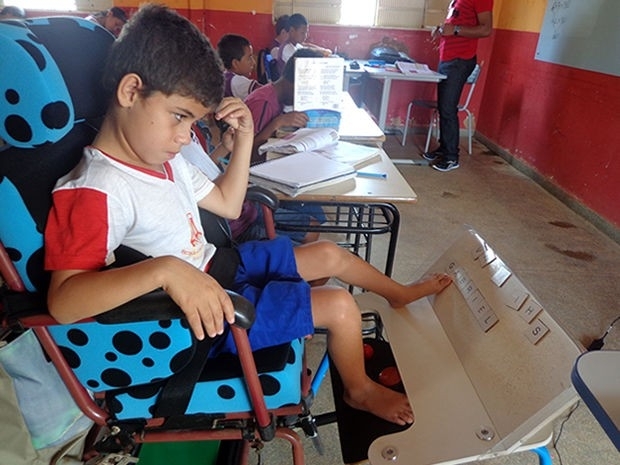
[{"left": 454, "top": 25, "right": 461, "bottom": 36}]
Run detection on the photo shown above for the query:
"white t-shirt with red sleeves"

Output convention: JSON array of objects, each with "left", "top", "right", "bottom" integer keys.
[{"left": 45, "top": 147, "right": 216, "bottom": 272}]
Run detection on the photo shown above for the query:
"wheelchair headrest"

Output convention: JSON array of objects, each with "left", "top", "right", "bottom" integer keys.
[
  {"left": 0, "top": 17, "right": 113, "bottom": 148},
  {"left": 0, "top": 17, "right": 114, "bottom": 292}
]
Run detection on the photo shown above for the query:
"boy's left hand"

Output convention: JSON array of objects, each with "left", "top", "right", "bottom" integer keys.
[{"left": 215, "top": 97, "right": 254, "bottom": 136}]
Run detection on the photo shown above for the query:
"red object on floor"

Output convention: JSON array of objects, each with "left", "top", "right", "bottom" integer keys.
[{"left": 378, "top": 366, "right": 401, "bottom": 387}]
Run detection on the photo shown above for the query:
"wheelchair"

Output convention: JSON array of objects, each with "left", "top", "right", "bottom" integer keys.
[{"left": 0, "top": 16, "right": 326, "bottom": 465}]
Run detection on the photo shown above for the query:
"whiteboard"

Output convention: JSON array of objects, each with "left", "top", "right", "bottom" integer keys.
[{"left": 535, "top": 0, "right": 620, "bottom": 77}]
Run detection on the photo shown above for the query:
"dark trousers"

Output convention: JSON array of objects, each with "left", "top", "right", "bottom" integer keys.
[{"left": 437, "top": 57, "right": 476, "bottom": 161}]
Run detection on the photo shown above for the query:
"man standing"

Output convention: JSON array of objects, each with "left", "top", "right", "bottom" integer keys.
[{"left": 427, "top": 0, "right": 493, "bottom": 172}]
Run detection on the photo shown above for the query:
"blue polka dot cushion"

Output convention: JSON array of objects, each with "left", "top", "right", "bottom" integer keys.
[{"left": 48, "top": 319, "right": 304, "bottom": 420}]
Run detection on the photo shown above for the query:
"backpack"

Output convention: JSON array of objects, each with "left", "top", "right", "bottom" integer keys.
[{"left": 256, "top": 47, "right": 280, "bottom": 84}]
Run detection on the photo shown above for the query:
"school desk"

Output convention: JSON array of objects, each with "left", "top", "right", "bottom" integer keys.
[
  {"left": 268, "top": 93, "right": 403, "bottom": 275},
  {"left": 344, "top": 60, "right": 446, "bottom": 132},
  {"left": 264, "top": 148, "right": 416, "bottom": 277}
]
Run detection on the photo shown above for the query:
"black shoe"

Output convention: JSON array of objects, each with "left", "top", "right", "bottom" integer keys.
[
  {"left": 422, "top": 149, "right": 442, "bottom": 161},
  {"left": 432, "top": 159, "right": 460, "bottom": 172}
]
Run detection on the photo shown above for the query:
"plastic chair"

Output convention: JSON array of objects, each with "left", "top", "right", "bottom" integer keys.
[
  {"left": 401, "top": 63, "right": 481, "bottom": 155},
  {"left": 0, "top": 17, "right": 322, "bottom": 465}
]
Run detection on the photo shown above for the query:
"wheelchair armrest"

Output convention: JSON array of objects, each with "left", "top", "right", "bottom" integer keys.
[
  {"left": 97, "top": 289, "right": 255, "bottom": 329},
  {"left": 246, "top": 185, "right": 279, "bottom": 211},
  {"left": 5, "top": 289, "right": 255, "bottom": 330}
]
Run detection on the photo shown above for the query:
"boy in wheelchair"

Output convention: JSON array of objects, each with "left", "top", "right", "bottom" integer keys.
[{"left": 44, "top": 4, "right": 451, "bottom": 427}]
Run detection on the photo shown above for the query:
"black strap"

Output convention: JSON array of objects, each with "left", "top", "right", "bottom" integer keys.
[
  {"left": 152, "top": 334, "right": 217, "bottom": 418},
  {"left": 151, "top": 248, "right": 240, "bottom": 418}
]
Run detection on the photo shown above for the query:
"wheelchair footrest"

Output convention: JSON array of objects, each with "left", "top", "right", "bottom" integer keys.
[{"left": 329, "top": 337, "right": 410, "bottom": 464}]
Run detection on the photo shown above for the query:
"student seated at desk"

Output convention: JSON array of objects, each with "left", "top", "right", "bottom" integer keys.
[
  {"left": 182, "top": 118, "right": 321, "bottom": 244},
  {"left": 217, "top": 34, "right": 262, "bottom": 100},
  {"left": 245, "top": 48, "right": 328, "bottom": 229},
  {"left": 275, "top": 13, "right": 331, "bottom": 75},
  {"left": 270, "top": 15, "right": 290, "bottom": 59},
  {"left": 245, "top": 48, "right": 322, "bottom": 159}
]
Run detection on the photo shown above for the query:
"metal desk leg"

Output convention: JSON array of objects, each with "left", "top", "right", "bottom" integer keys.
[
  {"left": 384, "top": 204, "right": 400, "bottom": 277},
  {"left": 378, "top": 78, "right": 392, "bottom": 131},
  {"left": 533, "top": 446, "right": 553, "bottom": 465}
]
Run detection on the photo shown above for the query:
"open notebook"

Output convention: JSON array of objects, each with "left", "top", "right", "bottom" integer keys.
[{"left": 249, "top": 151, "right": 356, "bottom": 197}]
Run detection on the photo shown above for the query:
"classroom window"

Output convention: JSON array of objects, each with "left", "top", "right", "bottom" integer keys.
[
  {"left": 8, "top": 0, "right": 76, "bottom": 10},
  {"left": 7, "top": 0, "right": 114, "bottom": 12},
  {"left": 340, "top": 0, "right": 376, "bottom": 26},
  {"left": 273, "top": 0, "right": 450, "bottom": 29}
]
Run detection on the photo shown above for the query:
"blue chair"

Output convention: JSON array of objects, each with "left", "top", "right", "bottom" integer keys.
[{"left": 0, "top": 17, "right": 321, "bottom": 465}]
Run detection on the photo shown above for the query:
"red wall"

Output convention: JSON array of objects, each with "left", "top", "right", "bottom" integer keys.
[
  {"left": 188, "top": 13, "right": 457, "bottom": 128},
  {"left": 478, "top": 29, "right": 620, "bottom": 229},
  {"left": 27, "top": 6, "right": 620, "bottom": 233}
]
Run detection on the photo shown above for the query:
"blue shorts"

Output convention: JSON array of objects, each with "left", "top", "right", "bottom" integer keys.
[{"left": 218, "top": 236, "right": 313, "bottom": 353}]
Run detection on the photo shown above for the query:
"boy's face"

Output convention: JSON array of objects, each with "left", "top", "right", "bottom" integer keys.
[
  {"left": 232, "top": 45, "right": 256, "bottom": 77},
  {"left": 122, "top": 91, "right": 208, "bottom": 170},
  {"left": 289, "top": 25, "right": 308, "bottom": 45}
]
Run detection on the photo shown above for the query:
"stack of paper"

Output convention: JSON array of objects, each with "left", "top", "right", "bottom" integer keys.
[
  {"left": 249, "top": 151, "right": 356, "bottom": 197},
  {"left": 314, "top": 140, "right": 381, "bottom": 167},
  {"left": 395, "top": 61, "right": 433, "bottom": 75},
  {"left": 258, "top": 127, "right": 338, "bottom": 155}
]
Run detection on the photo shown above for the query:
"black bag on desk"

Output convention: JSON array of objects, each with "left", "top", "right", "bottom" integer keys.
[{"left": 369, "top": 46, "right": 414, "bottom": 64}]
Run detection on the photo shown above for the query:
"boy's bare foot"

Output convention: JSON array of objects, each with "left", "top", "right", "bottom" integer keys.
[
  {"left": 389, "top": 273, "right": 452, "bottom": 308},
  {"left": 344, "top": 381, "right": 414, "bottom": 425}
]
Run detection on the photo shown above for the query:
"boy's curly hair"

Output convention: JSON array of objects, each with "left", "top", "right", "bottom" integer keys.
[{"left": 102, "top": 4, "right": 224, "bottom": 109}]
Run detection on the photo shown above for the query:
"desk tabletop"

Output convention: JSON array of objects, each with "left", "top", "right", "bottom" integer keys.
[
  {"left": 345, "top": 59, "right": 446, "bottom": 83},
  {"left": 338, "top": 91, "right": 385, "bottom": 146},
  {"left": 272, "top": 150, "right": 417, "bottom": 204}
]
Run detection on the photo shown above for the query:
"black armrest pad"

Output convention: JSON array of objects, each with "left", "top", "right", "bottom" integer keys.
[
  {"left": 246, "top": 185, "right": 279, "bottom": 211},
  {"left": 96, "top": 289, "right": 255, "bottom": 329},
  {"left": 4, "top": 289, "right": 255, "bottom": 330}
]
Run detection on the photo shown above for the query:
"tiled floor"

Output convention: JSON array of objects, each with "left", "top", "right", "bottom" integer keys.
[{"left": 258, "top": 133, "right": 620, "bottom": 465}]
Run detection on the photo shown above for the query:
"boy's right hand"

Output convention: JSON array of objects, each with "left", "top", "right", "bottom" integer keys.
[
  {"left": 215, "top": 97, "right": 254, "bottom": 136},
  {"left": 277, "top": 111, "right": 309, "bottom": 129},
  {"left": 161, "top": 257, "right": 235, "bottom": 340},
  {"left": 221, "top": 127, "right": 235, "bottom": 153}
]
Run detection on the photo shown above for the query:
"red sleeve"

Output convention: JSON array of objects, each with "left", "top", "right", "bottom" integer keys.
[{"left": 44, "top": 187, "right": 110, "bottom": 271}]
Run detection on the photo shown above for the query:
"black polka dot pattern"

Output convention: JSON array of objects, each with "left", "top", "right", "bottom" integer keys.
[
  {"left": 101, "top": 368, "right": 132, "bottom": 388},
  {"left": 50, "top": 318, "right": 305, "bottom": 420},
  {"left": 217, "top": 385, "right": 236, "bottom": 399},
  {"left": 259, "top": 374, "right": 281, "bottom": 396},
  {"left": 112, "top": 331, "right": 143, "bottom": 356},
  {"left": 149, "top": 332, "right": 171, "bottom": 350},
  {"left": 67, "top": 329, "right": 88, "bottom": 346}
]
